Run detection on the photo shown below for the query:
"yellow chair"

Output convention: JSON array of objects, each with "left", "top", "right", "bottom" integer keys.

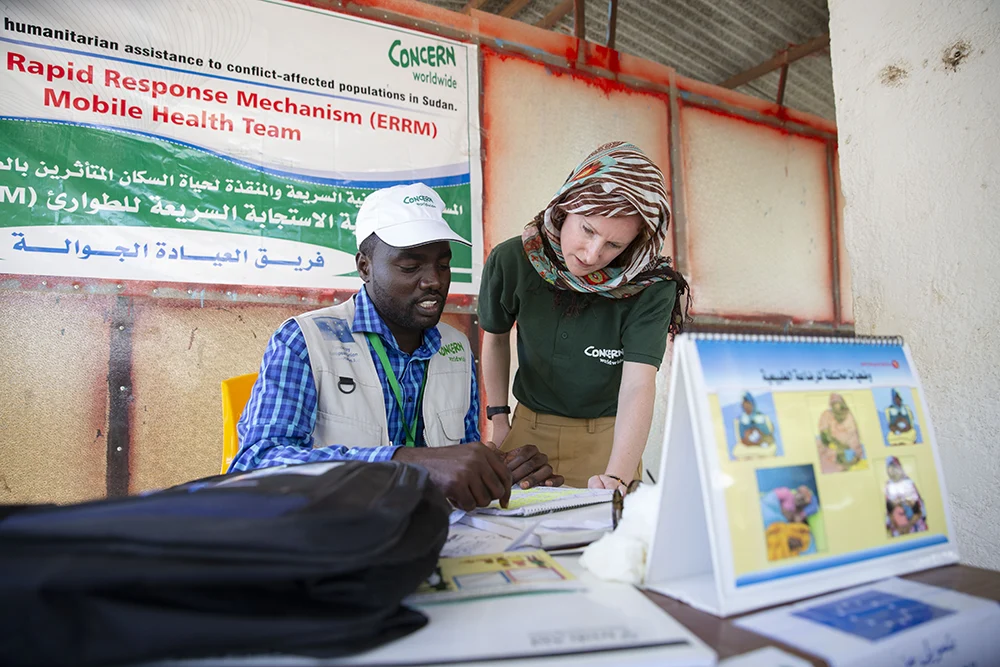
[{"left": 220, "top": 373, "right": 259, "bottom": 474}]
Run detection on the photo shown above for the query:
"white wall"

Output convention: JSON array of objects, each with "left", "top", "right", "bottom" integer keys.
[
  {"left": 680, "top": 106, "right": 837, "bottom": 321},
  {"left": 829, "top": 0, "right": 1000, "bottom": 570}
]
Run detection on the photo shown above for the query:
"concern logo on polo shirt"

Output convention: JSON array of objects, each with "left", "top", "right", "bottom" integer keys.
[
  {"left": 584, "top": 345, "right": 624, "bottom": 366},
  {"left": 438, "top": 341, "right": 465, "bottom": 362}
]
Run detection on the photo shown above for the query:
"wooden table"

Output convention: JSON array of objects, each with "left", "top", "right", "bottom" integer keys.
[{"left": 645, "top": 565, "right": 1000, "bottom": 665}]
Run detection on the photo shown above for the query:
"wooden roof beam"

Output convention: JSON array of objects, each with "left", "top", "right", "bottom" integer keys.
[
  {"left": 536, "top": 0, "right": 573, "bottom": 30},
  {"left": 497, "top": 0, "right": 533, "bottom": 19},
  {"left": 461, "top": 0, "right": 486, "bottom": 13},
  {"left": 720, "top": 33, "right": 830, "bottom": 89}
]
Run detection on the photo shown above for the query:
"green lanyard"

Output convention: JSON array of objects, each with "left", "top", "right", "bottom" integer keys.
[{"left": 365, "top": 332, "right": 427, "bottom": 447}]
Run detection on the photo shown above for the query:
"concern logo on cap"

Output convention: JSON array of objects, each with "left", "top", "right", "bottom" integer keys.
[
  {"left": 354, "top": 182, "right": 471, "bottom": 250},
  {"left": 402, "top": 194, "right": 436, "bottom": 207}
]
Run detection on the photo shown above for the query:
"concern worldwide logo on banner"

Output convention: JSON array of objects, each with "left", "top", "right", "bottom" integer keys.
[{"left": 387, "top": 38, "right": 458, "bottom": 93}]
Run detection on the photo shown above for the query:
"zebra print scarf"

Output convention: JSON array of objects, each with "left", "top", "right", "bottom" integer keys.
[{"left": 522, "top": 141, "right": 689, "bottom": 332}]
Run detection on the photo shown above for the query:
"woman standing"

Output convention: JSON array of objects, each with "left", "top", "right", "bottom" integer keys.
[{"left": 478, "top": 142, "right": 689, "bottom": 490}]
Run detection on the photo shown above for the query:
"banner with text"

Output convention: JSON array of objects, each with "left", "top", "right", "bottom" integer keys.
[{"left": 0, "top": 0, "right": 482, "bottom": 291}]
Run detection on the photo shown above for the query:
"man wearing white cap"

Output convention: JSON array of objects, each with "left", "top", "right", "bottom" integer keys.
[{"left": 231, "top": 183, "right": 561, "bottom": 510}]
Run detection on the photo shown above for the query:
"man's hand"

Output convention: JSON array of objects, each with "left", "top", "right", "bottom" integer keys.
[
  {"left": 500, "top": 445, "right": 564, "bottom": 489},
  {"left": 393, "top": 443, "right": 512, "bottom": 511}
]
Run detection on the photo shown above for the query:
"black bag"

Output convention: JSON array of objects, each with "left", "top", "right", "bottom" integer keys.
[{"left": 0, "top": 460, "right": 450, "bottom": 667}]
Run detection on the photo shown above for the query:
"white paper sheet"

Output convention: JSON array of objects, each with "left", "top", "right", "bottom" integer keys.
[
  {"left": 440, "top": 523, "right": 523, "bottom": 558},
  {"left": 720, "top": 647, "right": 812, "bottom": 667},
  {"left": 735, "top": 577, "right": 1000, "bottom": 667}
]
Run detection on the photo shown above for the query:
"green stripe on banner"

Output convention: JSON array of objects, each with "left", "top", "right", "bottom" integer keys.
[{"left": 0, "top": 118, "right": 473, "bottom": 271}]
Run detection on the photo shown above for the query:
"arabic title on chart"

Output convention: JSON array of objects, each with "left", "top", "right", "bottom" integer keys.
[{"left": 759, "top": 368, "right": 875, "bottom": 385}]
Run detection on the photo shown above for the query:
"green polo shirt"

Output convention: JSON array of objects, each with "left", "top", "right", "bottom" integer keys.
[{"left": 478, "top": 237, "right": 676, "bottom": 419}]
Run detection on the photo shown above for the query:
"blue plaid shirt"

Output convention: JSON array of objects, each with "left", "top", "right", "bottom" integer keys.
[{"left": 230, "top": 287, "right": 480, "bottom": 472}]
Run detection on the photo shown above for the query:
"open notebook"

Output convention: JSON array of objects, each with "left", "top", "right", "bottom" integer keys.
[{"left": 474, "top": 487, "right": 613, "bottom": 517}]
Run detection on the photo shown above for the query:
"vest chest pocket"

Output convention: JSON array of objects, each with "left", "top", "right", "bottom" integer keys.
[{"left": 426, "top": 408, "right": 467, "bottom": 447}]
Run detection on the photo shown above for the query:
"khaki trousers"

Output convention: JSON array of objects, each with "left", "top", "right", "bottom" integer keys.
[{"left": 500, "top": 405, "right": 641, "bottom": 489}]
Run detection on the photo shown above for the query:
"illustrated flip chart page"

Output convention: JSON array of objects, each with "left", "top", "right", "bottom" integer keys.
[{"left": 646, "top": 334, "right": 958, "bottom": 616}]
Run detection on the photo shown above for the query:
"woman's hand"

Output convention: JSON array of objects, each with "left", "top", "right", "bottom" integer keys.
[
  {"left": 490, "top": 416, "right": 511, "bottom": 447},
  {"left": 588, "top": 474, "right": 626, "bottom": 492}
]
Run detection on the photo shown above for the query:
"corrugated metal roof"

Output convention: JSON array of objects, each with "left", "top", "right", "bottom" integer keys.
[{"left": 422, "top": 0, "right": 835, "bottom": 120}]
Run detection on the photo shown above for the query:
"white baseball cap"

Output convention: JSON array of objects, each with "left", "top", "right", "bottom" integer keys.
[{"left": 354, "top": 183, "right": 471, "bottom": 249}]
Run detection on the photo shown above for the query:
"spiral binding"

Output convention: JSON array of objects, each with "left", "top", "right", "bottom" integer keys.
[{"left": 687, "top": 332, "right": 904, "bottom": 346}]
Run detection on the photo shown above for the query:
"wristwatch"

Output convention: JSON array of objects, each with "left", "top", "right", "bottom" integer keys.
[{"left": 486, "top": 405, "right": 511, "bottom": 419}]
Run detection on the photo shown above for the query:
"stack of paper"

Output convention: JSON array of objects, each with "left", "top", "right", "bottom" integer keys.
[{"left": 453, "top": 502, "right": 613, "bottom": 555}]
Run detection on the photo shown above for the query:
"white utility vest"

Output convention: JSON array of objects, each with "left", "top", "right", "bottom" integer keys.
[{"left": 293, "top": 298, "right": 472, "bottom": 449}]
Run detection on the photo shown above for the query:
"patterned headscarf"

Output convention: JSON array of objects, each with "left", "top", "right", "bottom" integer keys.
[{"left": 522, "top": 141, "right": 689, "bottom": 333}]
